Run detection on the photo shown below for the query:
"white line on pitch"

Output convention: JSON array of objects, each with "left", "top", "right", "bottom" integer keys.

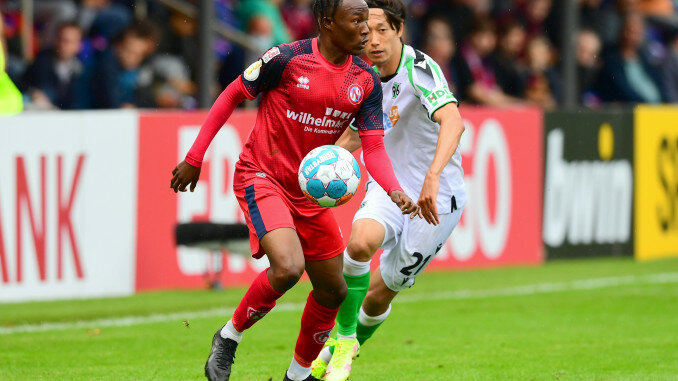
[{"left": 1, "top": 272, "right": 677, "bottom": 335}]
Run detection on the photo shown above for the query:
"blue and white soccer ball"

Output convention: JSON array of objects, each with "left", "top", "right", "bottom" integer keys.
[{"left": 298, "top": 145, "right": 361, "bottom": 207}]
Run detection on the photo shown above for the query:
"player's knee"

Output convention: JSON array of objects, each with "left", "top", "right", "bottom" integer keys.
[
  {"left": 269, "top": 262, "right": 304, "bottom": 291},
  {"left": 314, "top": 281, "right": 347, "bottom": 308},
  {"left": 333, "top": 281, "right": 348, "bottom": 304},
  {"left": 346, "top": 239, "right": 377, "bottom": 262}
]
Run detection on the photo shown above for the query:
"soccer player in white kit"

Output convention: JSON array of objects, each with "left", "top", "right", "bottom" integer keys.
[{"left": 311, "top": 1, "right": 466, "bottom": 379}]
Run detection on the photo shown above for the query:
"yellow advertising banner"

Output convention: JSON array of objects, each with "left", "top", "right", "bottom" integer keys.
[{"left": 635, "top": 106, "right": 678, "bottom": 260}]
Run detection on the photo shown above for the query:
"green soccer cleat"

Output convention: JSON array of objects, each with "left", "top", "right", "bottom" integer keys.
[{"left": 324, "top": 338, "right": 359, "bottom": 381}]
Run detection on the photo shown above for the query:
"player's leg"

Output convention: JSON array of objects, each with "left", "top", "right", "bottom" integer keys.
[
  {"left": 284, "top": 209, "right": 347, "bottom": 381},
  {"left": 356, "top": 199, "right": 466, "bottom": 348},
  {"left": 336, "top": 183, "right": 402, "bottom": 341},
  {"left": 356, "top": 266, "right": 397, "bottom": 345},
  {"left": 324, "top": 183, "right": 403, "bottom": 381},
  {"left": 335, "top": 218, "right": 385, "bottom": 339},
  {"left": 206, "top": 184, "right": 304, "bottom": 381},
  {"left": 317, "top": 219, "right": 384, "bottom": 380}
]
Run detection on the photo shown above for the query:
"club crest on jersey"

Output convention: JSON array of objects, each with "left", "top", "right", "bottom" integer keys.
[
  {"left": 313, "top": 330, "right": 331, "bottom": 344},
  {"left": 244, "top": 60, "right": 262, "bottom": 81},
  {"left": 348, "top": 84, "right": 363, "bottom": 105},
  {"left": 392, "top": 82, "right": 401, "bottom": 99},
  {"left": 261, "top": 47, "right": 280, "bottom": 63}
]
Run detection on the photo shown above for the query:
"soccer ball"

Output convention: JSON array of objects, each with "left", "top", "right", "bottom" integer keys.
[{"left": 298, "top": 145, "right": 361, "bottom": 207}]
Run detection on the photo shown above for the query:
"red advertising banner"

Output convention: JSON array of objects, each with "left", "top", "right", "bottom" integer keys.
[
  {"left": 136, "top": 107, "right": 543, "bottom": 291},
  {"left": 430, "top": 107, "right": 544, "bottom": 269}
]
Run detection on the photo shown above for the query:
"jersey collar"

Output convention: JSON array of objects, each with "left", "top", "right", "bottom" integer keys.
[{"left": 312, "top": 37, "right": 352, "bottom": 72}]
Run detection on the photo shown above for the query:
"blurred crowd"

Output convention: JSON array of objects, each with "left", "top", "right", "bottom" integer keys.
[{"left": 1, "top": 0, "right": 678, "bottom": 110}]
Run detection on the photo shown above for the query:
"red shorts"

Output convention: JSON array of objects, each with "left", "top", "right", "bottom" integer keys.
[{"left": 234, "top": 175, "right": 345, "bottom": 261}]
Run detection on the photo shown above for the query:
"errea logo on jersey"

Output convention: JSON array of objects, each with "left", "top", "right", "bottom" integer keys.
[{"left": 297, "top": 76, "right": 310, "bottom": 89}]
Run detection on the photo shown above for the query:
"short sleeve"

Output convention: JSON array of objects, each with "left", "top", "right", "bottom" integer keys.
[
  {"left": 240, "top": 45, "right": 293, "bottom": 99},
  {"left": 407, "top": 50, "right": 458, "bottom": 120},
  {"left": 353, "top": 73, "right": 384, "bottom": 136}
]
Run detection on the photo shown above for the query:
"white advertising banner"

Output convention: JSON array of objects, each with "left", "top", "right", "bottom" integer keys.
[{"left": 0, "top": 111, "right": 138, "bottom": 301}]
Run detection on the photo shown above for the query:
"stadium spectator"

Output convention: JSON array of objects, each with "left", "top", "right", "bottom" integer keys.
[
  {"left": 281, "top": 0, "right": 316, "bottom": 40},
  {"left": 21, "top": 22, "right": 84, "bottom": 109},
  {"left": 236, "top": 0, "right": 291, "bottom": 46},
  {"left": 423, "top": 0, "right": 475, "bottom": 46},
  {"left": 32, "top": 0, "right": 79, "bottom": 46},
  {"left": 522, "top": 0, "right": 553, "bottom": 39},
  {"left": 421, "top": 16, "right": 462, "bottom": 93},
  {"left": 661, "top": 30, "right": 678, "bottom": 102},
  {"left": 598, "top": 12, "right": 666, "bottom": 103},
  {"left": 576, "top": 29, "right": 603, "bottom": 106},
  {"left": 144, "top": 55, "right": 197, "bottom": 109},
  {"left": 244, "top": 12, "right": 276, "bottom": 63},
  {"left": 454, "top": 18, "right": 523, "bottom": 105},
  {"left": 135, "top": 21, "right": 196, "bottom": 109},
  {"left": 492, "top": 20, "right": 528, "bottom": 99},
  {"left": 524, "top": 35, "right": 561, "bottom": 108},
  {"left": 87, "top": 23, "right": 155, "bottom": 108},
  {"left": 78, "top": 0, "right": 133, "bottom": 41}
]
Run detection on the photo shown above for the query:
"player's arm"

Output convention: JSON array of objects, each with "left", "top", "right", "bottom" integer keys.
[
  {"left": 354, "top": 75, "right": 418, "bottom": 216},
  {"left": 171, "top": 46, "right": 289, "bottom": 193},
  {"left": 170, "top": 79, "right": 247, "bottom": 192},
  {"left": 419, "top": 103, "right": 464, "bottom": 225},
  {"left": 335, "top": 124, "right": 362, "bottom": 153},
  {"left": 409, "top": 54, "right": 463, "bottom": 224}
]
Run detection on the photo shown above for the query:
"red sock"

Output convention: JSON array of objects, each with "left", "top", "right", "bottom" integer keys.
[
  {"left": 231, "top": 268, "right": 284, "bottom": 332},
  {"left": 294, "top": 291, "right": 339, "bottom": 367}
]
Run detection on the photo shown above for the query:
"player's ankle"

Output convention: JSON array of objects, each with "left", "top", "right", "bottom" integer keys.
[
  {"left": 287, "top": 356, "right": 311, "bottom": 380},
  {"left": 337, "top": 333, "right": 357, "bottom": 341},
  {"left": 220, "top": 320, "right": 243, "bottom": 343}
]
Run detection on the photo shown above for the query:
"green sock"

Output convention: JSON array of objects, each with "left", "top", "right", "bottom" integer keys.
[
  {"left": 356, "top": 319, "right": 384, "bottom": 346},
  {"left": 336, "top": 272, "right": 370, "bottom": 337}
]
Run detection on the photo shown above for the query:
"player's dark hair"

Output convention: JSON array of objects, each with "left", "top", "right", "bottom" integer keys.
[
  {"left": 312, "top": 0, "right": 343, "bottom": 28},
  {"left": 365, "top": 0, "right": 407, "bottom": 32}
]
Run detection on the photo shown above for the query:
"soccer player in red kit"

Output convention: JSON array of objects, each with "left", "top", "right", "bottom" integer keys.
[{"left": 169, "top": 0, "right": 418, "bottom": 380}]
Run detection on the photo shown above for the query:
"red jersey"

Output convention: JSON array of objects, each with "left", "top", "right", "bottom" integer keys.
[{"left": 234, "top": 38, "right": 384, "bottom": 204}]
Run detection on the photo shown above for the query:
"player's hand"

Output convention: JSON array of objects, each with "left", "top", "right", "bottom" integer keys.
[
  {"left": 418, "top": 173, "right": 440, "bottom": 225},
  {"left": 390, "top": 190, "right": 419, "bottom": 216},
  {"left": 170, "top": 160, "right": 201, "bottom": 193}
]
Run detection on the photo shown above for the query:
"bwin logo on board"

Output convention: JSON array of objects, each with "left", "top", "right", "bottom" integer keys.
[{"left": 543, "top": 128, "right": 633, "bottom": 246}]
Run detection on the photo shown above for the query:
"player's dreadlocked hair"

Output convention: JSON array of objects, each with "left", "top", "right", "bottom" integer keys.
[
  {"left": 365, "top": 0, "right": 407, "bottom": 32},
  {"left": 312, "top": 0, "right": 343, "bottom": 28}
]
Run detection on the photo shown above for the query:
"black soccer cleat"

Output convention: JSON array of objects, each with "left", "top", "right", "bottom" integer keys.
[
  {"left": 283, "top": 373, "right": 322, "bottom": 381},
  {"left": 204, "top": 327, "right": 238, "bottom": 381}
]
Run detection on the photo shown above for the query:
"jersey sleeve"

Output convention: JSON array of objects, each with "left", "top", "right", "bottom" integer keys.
[
  {"left": 407, "top": 52, "right": 458, "bottom": 120},
  {"left": 239, "top": 45, "right": 293, "bottom": 99},
  {"left": 352, "top": 72, "right": 384, "bottom": 136}
]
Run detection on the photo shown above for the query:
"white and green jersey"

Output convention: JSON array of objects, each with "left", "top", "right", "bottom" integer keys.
[{"left": 352, "top": 44, "right": 464, "bottom": 213}]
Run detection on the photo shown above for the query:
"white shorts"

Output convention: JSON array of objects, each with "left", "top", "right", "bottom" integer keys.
[{"left": 353, "top": 181, "right": 466, "bottom": 292}]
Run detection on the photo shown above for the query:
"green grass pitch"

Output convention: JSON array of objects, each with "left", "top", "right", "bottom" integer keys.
[{"left": 1, "top": 257, "right": 677, "bottom": 380}]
